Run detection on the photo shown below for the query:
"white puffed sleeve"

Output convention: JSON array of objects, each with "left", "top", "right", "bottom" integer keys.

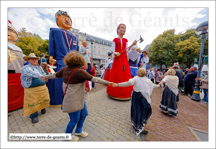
[
  {"left": 126, "top": 42, "right": 129, "bottom": 52},
  {"left": 111, "top": 41, "right": 116, "bottom": 52}
]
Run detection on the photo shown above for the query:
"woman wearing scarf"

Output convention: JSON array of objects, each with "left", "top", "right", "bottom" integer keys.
[
  {"left": 113, "top": 68, "right": 154, "bottom": 135},
  {"left": 158, "top": 69, "right": 179, "bottom": 117},
  {"left": 127, "top": 45, "right": 141, "bottom": 77}
]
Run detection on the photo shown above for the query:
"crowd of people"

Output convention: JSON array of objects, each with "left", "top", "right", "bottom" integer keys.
[{"left": 8, "top": 10, "right": 208, "bottom": 141}]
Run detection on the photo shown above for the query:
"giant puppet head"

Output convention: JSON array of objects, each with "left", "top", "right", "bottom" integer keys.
[
  {"left": 55, "top": 10, "right": 72, "bottom": 31},
  {"left": 116, "top": 23, "right": 126, "bottom": 36},
  {"left": 8, "top": 20, "right": 19, "bottom": 44}
]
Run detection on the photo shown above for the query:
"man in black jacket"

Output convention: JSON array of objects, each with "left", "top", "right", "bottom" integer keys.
[
  {"left": 183, "top": 66, "right": 197, "bottom": 96},
  {"left": 173, "top": 63, "right": 183, "bottom": 89}
]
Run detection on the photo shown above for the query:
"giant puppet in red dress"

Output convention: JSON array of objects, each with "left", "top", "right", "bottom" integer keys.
[{"left": 106, "top": 23, "right": 137, "bottom": 100}]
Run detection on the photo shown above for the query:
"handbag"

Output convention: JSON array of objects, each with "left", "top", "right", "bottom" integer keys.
[{"left": 61, "top": 68, "right": 79, "bottom": 109}]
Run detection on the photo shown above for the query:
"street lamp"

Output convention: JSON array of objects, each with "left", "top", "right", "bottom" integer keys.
[
  {"left": 191, "top": 21, "right": 208, "bottom": 101},
  {"left": 90, "top": 38, "right": 95, "bottom": 65}
]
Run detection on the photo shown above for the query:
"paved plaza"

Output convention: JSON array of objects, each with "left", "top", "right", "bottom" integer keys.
[{"left": 8, "top": 82, "right": 208, "bottom": 141}]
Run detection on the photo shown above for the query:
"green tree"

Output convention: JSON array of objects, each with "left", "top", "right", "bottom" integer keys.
[
  {"left": 148, "top": 28, "right": 206, "bottom": 68},
  {"left": 148, "top": 29, "right": 178, "bottom": 67},
  {"left": 15, "top": 27, "right": 47, "bottom": 57},
  {"left": 175, "top": 35, "right": 201, "bottom": 68},
  {"left": 38, "top": 39, "right": 49, "bottom": 59}
]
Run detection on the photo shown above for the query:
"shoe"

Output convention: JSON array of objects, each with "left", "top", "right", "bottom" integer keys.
[
  {"left": 32, "top": 117, "right": 39, "bottom": 123},
  {"left": 41, "top": 108, "right": 46, "bottom": 114},
  {"left": 70, "top": 135, "right": 79, "bottom": 141},
  {"left": 162, "top": 110, "right": 168, "bottom": 114},
  {"left": 188, "top": 94, "right": 191, "bottom": 97},
  {"left": 200, "top": 99, "right": 207, "bottom": 104},
  {"left": 142, "top": 130, "right": 148, "bottom": 135},
  {"left": 75, "top": 131, "right": 88, "bottom": 137}
]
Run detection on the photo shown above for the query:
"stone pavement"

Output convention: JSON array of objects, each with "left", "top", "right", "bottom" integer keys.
[{"left": 8, "top": 83, "right": 208, "bottom": 141}]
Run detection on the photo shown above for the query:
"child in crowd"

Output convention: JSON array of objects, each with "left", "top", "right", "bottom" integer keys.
[{"left": 112, "top": 68, "right": 154, "bottom": 136}]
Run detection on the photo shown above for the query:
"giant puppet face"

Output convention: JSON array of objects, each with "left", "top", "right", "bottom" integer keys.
[
  {"left": 8, "top": 20, "right": 19, "bottom": 44},
  {"left": 117, "top": 24, "right": 126, "bottom": 36},
  {"left": 56, "top": 14, "right": 72, "bottom": 31},
  {"left": 8, "top": 28, "right": 18, "bottom": 44}
]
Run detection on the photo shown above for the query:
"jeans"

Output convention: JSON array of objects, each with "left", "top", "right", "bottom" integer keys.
[
  {"left": 29, "top": 108, "right": 45, "bottom": 119},
  {"left": 203, "top": 88, "right": 208, "bottom": 102},
  {"left": 92, "top": 82, "right": 95, "bottom": 88},
  {"left": 30, "top": 112, "right": 38, "bottom": 119},
  {"left": 65, "top": 101, "right": 88, "bottom": 135}
]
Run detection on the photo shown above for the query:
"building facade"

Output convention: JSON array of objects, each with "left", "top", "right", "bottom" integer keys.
[{"left": 69, "top": 28, "right": 112, "bottom": 67}]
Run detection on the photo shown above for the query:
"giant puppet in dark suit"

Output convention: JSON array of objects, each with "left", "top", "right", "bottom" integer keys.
[{"left": 47, "top": 10, "right": 79, "bottom": 105}]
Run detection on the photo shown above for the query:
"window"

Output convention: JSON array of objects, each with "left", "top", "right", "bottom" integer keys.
[
  {"left": 94, "top": 46, "right": 96, "bottom": 49},
  {"left": 76, "top": 35, "right": 80, "bottom": 38},
  {"left": 103, "top": 48, "right": 105, "bottom": 51},
  {"left": 93, "top": 54, "right": 96, "bottom": 57},
  {"left": 94, "top": 50, "right": 96, "bottom": 53},
  {"left": 98, "top": 51, "right": 100, "bottom": 54},
  {"left": 98, "top": 55, "right": 100, "bottom": 58},
  {"left": 81, "top": 36, "right": 85, "bottom": 40},
  {"left": 102, "top": 55, "right": 105, "bottom": 58}
]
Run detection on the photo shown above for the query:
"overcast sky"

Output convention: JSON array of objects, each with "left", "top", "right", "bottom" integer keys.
[{"left": 8, "top": 7, "right": 208, "bottom": 49}]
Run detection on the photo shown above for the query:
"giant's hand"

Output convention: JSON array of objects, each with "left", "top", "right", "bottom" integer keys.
[
  {"left": 49, "top": 56, "right": 56, "bottom": 65},
  {"left": 114, "top": 52, "right": 121, "bottom": 57},
  {"left": 132, "top": 40, "right": 137, "bottom": 46}
]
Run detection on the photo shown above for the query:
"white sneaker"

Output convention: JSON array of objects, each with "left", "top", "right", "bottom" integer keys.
[
  {"left": 75, "top": 131, "right": 88, "bottom": 137},
  {"left": 70, "top": 135, "right": 79, "bottom": 141}
]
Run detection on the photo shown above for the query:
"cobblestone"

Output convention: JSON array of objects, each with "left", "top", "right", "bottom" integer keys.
[{"left": 8, "top": 82, "right": 208, "bottom": 142}]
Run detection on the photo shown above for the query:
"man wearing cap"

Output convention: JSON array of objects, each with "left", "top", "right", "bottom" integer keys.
[
  {"left": 48, "top": 10, "right": 79, "bottom": 105},
  {"left": 79, "top": 41, "right": 92, "bottom": 74},
  {"left": 8, "top": 20, "right": 27, "bottom": 112},
  {"left": 21, "top": 53, "right": 50, "bottom": 123},
  {"left": 40, "top": 53, "right": 47, "bottom": 64},
  {"left": 127, "top": 45, "right": 141, "bottom": 77}
]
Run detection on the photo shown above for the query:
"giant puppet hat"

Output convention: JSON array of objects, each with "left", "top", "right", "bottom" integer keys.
[
  {"left": 55, "top": 10, "right": 72, "bottom": 26},
  {"left": 8, "top": 20, "right": 19, "bottom": 36}
]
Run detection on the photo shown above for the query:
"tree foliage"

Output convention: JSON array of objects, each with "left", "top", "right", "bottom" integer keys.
[
  {"left": 148, "top": 29, "right": 179, "bottom": 67},
  {"left": 175, "top": 35, "right": 200, "bottom": 67},
  {"left": 15, "top": 28, "right": 49, "bottom": 58},
  {"left": 148, "top": 29, "right": 207, "bottom": 68}
]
